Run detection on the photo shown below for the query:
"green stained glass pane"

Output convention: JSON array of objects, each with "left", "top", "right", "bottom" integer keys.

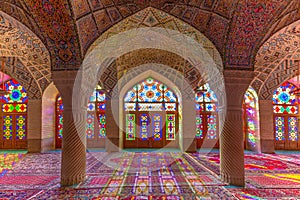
[
  {"left": 98, "top": 114, "right": 106, "bottom": 138},
  {"left": 3, "top": 115, "right": 12, "bottom": 140},
  {"left": 196, "top": 114, "right": 203, "bottom": 139},
  {"left": 286, "top": 107, "right": 290, "bottom": 113},
  {"left": 166, "top": 114, "right": 176, "bottom": 140},
  {"left": 16, "top": 115, "right": 26, "bottom": 140},
  {"left": 126, "top": 114, "right": 136, "bottom": 140}
]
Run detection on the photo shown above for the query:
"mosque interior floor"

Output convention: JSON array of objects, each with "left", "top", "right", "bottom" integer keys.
[{"left": 0, "top": 150, "right": 300, "bottom": 199}]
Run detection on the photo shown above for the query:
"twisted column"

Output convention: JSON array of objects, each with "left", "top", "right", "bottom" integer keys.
[
  {"left": 53, "top": 71, "right": 87, "bottom": 186},
  {"left": 220, "top": 70, "right": 254, "bottom": 186}
]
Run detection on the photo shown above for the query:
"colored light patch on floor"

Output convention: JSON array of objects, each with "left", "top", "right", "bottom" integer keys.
[
  {"left": 234, "top": 191, "right": 271, "bottom": 200},
  {"left": 0, "top": 175, "right": 58, "bottom": 185},
  {"left": 134, "top": 178, "right": 150, "bottom": 194},
  {"left": 191, "top": 152, "right": 300, "bottom": 174},
  {"left": 0, "top": 153, "right": 24, "bottom": 177},
  {"left": 1, "top": 151, "right": 300, "bottom": 198},
  {"left": 102, "top": 178, "right": 125, "bottom": 196},
  {"left": 247, "top": 174, "right": 300, "bottom": 188},
  {"left": 275, "top": 174, "right": 300, "bottom": 183},
  {"left": 173, "top": 154, "right": 209, "bottom": 197},
  {"left": 229, "top": 188, "right": 300, "bottom": 199}
]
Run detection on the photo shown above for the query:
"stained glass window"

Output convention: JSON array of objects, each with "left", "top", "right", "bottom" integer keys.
[
  {"left": 275, "top": 116, "right": 285, "bottom": 141},
  {"left": 288, "top": 117, "right": 298, "bottom": 141},
  {"left": 140, "top": 114, "right": 150, "bottom": 141},
  {"left": 195, "top": 83, "right": 217, "bottom": 103},
  {"left": 56, "top": 96, "right": 63, "bottom": 140},
  {"left": 166, "top": 114, "right": 176, "bottom": 140},
  {"left": 124, "top": 77, "right": 177, "bottom": 111},
  {"left": 196, "top": 115, "right": 203, "bottom": 139},
  {"left": 3, "top": 115, "right": 12, "bottom": 140},
  {"left": 124, "top": 77, "right": 178, "bottom": 143},
  {"left": 207, "top": 115, "right": 217, "bottom": 139},
  {"left": 273, "top": 82, "right": 297, "bottom": 105},
  {"left": 126, "top": 114, "right": 136, "bottom": 140},
  {"left": 195, "top": 83, "right": 218, "bottom": 144},
  {"left": 98, "top": 114, "right": 106, "bottom": 138},
  {"left": 86, "top": 89, "right": 106, "bottom": 139},
  {"left": 153, "top": 114, "right": 162, "bottom": 141},
  {"left": 273, "top": 81, "right": 299, "bottom": 149},
  {"left": 1, "top": 79, "right": 28, "bottom": 103},
  {"left": 16, "top": 115, "right": 26, "bottom": 140},
  {"left": 243, "top": 86, "right": 259, "bottom": 149},
  {"left": 0, "top": 77, "right": 28, "bottom": 149},
  {"left": 55, "top": 86, "right": 107, "bottom": 148},
  {"left": 86, "top": 114, "right": 95, "bottom": 139}
]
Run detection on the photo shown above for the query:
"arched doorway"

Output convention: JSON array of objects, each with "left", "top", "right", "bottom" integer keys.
[
  {"left": 243, "top": 86, "right": 260, "bottom": 151},
  {"left": 123, "top": 77, "right": 178, "bottom": 148},
  {"left": 55, "top": 86, "right": 107, "bottom": 148},
  {"left": 0, "top": 74, "right": 28, "bottom": 149},
  {"left": 273, "top": 80, "right": 300, "bottom": 150},
  {"left": 195, "top": 83, "right": 219, "bottom": 148}
]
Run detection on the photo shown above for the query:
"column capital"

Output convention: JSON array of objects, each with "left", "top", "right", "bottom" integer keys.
[
  {"left": 223, "top": 70, "right": 254, "bottom": 108},
  {"left": 52, "top": 70, "right": 78, "bottom": 85},
  {"left": 223, "top": 70, "right": 254, "bottom": 85}
]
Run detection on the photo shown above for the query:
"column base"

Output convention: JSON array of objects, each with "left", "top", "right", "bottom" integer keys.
[
  {"left": 61, "top": 173, "right": 86, "bottom": 186},
  {"left": 27, "top": 139, "right": 41, "bottom": 153},
  {"left": 182, "top": 138, "right": 197, "bottom": 153},
  {"left": 221, "top": 172, "right": 245, "bottom": 187},
  {"left": 260, "top": 139, "right": 275, "bottom": 154},
  {"left": 105, "top": 138, "right": 120, "bottom": 152}
]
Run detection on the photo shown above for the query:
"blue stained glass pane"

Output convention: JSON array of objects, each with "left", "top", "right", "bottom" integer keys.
[{"left": 273, "top": 82, "right": 297, "bottom": 105}]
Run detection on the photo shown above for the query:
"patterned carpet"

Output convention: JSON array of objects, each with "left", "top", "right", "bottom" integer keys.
[{"left": 0, "top": 151, "right": 300, "bottom": 199}]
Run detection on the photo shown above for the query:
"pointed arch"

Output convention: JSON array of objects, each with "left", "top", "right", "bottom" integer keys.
[
  {"left": 0, "top": 11, "right": 51, "bottom": 98},
  {"left": 85, "top": 7, "right": 223, "bottom": 69},
  {"left": 252, "top": 19, "right": 300, "bottom": 100},
  {"left": 118, "top": 69, "right": 183, "bottom": 150}
]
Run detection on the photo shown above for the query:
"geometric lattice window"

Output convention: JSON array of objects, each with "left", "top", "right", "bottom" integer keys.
[
  {"left": 0, "top": 77, "right": 27, "bottom": 149},
  {"left": 123, "top": 77, "right": 178, "bottom": 146},
  {"left": 195, "top": 83, "right": 218, "bottom": 148},
  {"left": 273, "top": 80, "right": 300, "bottom": 150}
]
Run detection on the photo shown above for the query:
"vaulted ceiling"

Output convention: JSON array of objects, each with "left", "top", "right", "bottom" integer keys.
[{"left": 1, "top": 0, "right": 299, "bottom": 72}]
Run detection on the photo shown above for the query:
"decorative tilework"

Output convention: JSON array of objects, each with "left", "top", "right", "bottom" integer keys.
[{"left": 85, "top": 7, "right": 223, "bottom": 68}]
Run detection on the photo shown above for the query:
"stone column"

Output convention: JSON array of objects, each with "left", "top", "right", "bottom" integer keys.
[
  {"left": 27, "top": 99, "right": 42, "bottom": 152},
  {"left": 182, "top": 99, "right": 197, "bottom": 152},
  {"left": 259, "top": 99, "right": 275, "bottom": 153},
  {"left": 220, "top": 70, "right": 254, "bottom": 186},
  {"left": 53, "top": 71, "right": 86, "bottom": 186},
  {"left": 105, "top": 96, "right": 120, "bottom": 152}
]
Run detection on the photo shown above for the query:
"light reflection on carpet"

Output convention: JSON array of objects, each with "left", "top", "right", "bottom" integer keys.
[
  {"left": 0, "top": 153, "right": 24, "bottom": 177},
  {"left": 0, "top": 152, "right": 300, "bottom": 199}
]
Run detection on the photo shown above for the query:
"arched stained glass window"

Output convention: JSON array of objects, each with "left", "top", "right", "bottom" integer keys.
[
  {"left": 195, "top": 83, "right": 218, "bottom": 148},
  {"left": 243, "top": 86, "right": 260, "bottom": 150},
  {"left": 273, "top": 82, "right": 298, "bottom": 114},
  {"left": 273, "top": 81, "right": 299, "bottom": 150},
  {"left": 55, "top": 86, "right": 106, "bottom": 148},
  {"left": 0, "top": 78, "right": 27, "bottom": 149},
  {"left": 86, "top": 87, "right": 106, "bottom": 140},
  {"left": 123, "top": 77, "right": 178, "bottom": 148}
]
